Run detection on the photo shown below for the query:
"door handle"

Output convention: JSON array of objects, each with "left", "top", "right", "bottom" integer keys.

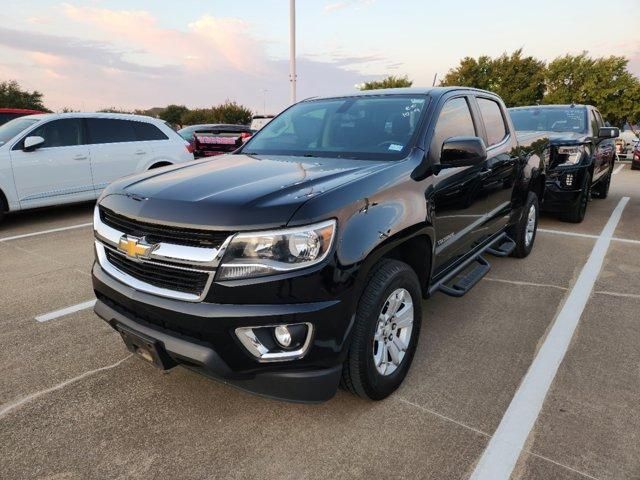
[
  {"left": 73, "top": 155, "right": 88, "bottom": 161},
  {"left": 135, "top": 150, "right": 147, "bottom": 155}
]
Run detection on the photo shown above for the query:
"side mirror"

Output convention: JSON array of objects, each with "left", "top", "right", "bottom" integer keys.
[
  {"left": 438, "top": 136, "right": 487, "bottom": 171},
  {"left": 23, "top": 136, "right": 45, "bottom": 152},
  {"left": 598, "top": 127, "right": 619, "bottom": 139}
]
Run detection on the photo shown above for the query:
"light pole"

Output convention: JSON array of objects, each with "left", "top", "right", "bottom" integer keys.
[
  {"left": 289, "top": 0, "right": 297, "bottom": 104},
  {"left": 261, "top": 89, "right": 268, "bottom": 115}
]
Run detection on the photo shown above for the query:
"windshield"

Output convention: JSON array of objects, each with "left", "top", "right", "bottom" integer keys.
[
  {"left": 0, "top": 117, "right": 39, "bottom": 146},
  {"left": 242, "top": 95, "right": 428, "bottom": 160},
  {"left": 509, "top": 107, "right": 587, "bottom": 134}
]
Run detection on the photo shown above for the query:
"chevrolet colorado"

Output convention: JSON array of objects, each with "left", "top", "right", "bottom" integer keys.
[
  {"left": 509, "top": 104, "right": 619, "bottom": 223},
  {"left": 92, "top": 88, "right": 546, "bottom": 402}
]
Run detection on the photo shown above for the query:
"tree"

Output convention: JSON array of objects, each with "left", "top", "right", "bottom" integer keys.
[
  {"left": 180, "top": 101, "right": 253, "bottom": 126},
  {"left": 359, "top": 75, "right": 413, "bottom": 90},
  {"left": 211, "top": 101, "right": 253, "bottom": 125},
  {"left": 441, "top": 49, "right": 546, "bottom": 107},
  {"left": 0, "top": 80, "right": 48, "bottom": 110},
  {"left": 159, "top": 104, "right": 189, "bottom": 127},
  {"left": 545, "top": 53, "right": 640, "bottom": 127},
  {"left": 98, "top": 107, "right": 134, "bottom": 114}
]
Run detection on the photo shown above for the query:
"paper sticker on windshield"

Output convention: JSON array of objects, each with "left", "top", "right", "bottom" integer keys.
[{"left": 388, "top": 144, "right": 403, "bottom": 151}]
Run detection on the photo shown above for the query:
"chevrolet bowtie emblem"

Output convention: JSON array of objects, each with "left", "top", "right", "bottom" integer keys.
[{"left": 118, "top": 235, "right": 157, "bottom": 259}]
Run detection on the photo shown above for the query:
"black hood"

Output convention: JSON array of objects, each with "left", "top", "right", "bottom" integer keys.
[
  {"left": 517, "top": 130, "right": 590, "bottom": 146},
  {"left": 99, "top": 154, "right": 390, "bottom": 230}
]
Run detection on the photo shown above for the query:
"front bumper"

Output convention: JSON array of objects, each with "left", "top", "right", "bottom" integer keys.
[
  {"left": 92, "top": 263, "right": 351, "bottom": 403},
  {"left": 541, "top": 167, "right": 587, "bottom": 213}
]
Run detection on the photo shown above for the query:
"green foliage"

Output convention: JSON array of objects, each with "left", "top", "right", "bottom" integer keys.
[
  {"left": 441, "top": 50, "right": 640, "bottom": 126},
  {"left": 97, "top": 107, "right": 134, "bottom": 114},
  {"left": 545, "top": 52, "right": 640, "bottom": 127},
  {"left": 180, "top": 101, "right": 253, "bottom": 126},
  {"left": 359, "top": 75, "right": 413, "bottom": 90},
  {"left": 441, "top": 49, "right": 546, "bottom": 107},
  {"left": 159, "top": 104, "right": 189, "bottom": 127},
  {"left": 0, "top": 80, "right": 48, "bottom": 110}
]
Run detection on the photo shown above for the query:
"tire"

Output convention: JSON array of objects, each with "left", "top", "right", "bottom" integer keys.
[
  {"left": 341, "top": 259, "right": 422, "bottom": 400},
  {"left": 561, "top": 172, "right": 592, "bottom": 223},
  {"left": 510, "top": 191, "right": 539, "bottom": 258},
  {"left": 592, "top": 165, "right": 613, "bottom": 199},
  {"left": 148, "top": 162, "right": 172, "bottom": 170},
  {"left": 0, "top": 194, "right": 6, "bottom": 224}
]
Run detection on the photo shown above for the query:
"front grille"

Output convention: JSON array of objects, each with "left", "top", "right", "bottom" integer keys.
[
  {"left": 105, "top": 249, "right": 209, "bottom": 296},
  {"left": 100, "top": 207, "right": 231, "bottom": 248}
]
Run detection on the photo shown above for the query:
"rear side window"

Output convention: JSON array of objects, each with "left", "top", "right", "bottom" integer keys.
[
  {"left": 477, "top": 98, "right": 507, "bottom": 146},
  {"left": 87, "top": 119, "right": 137, "bottom": 144},
  {"left": 133, "top": 121, "right": 168, "bottom": 141},
  {"left": 431, "top": 97, "right": 476, "bottom": 160},
  {"left": 24, "top": 119, "right": 83, "bottom": 149}
]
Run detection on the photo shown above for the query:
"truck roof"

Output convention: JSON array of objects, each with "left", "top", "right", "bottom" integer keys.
[
  {"left": 509, "top": 104, "right": 590, "bottom": 110},
  {"left": 303, "top": 86, "right": 498, "bottom": 102}
]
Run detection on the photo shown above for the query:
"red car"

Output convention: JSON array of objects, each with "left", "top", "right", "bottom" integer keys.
[
  {"left": 632, "top": 141, "right": 640, "bottom": 170},
  {"left": 0, "top": 108, "right": 46, "bottom": 126},
  {"left": 178, "top": 124, "right": 252, "bottom": 158}
]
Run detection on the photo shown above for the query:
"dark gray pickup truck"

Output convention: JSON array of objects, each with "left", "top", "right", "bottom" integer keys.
[{"left": 509, "top": 105, "right": 619, "bottom": 222}]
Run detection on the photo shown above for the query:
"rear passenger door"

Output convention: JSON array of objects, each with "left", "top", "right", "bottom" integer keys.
[
  {"left": 471, "top": 95, "right": 518, "bottom": 239},
  {"left": 87, "top": 118, "right": 150, "bottom": 193}
]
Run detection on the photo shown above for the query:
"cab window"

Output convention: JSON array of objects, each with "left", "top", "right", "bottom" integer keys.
[
  {"left": 477, "top": 98, "right": 508, "bottom": 147},
  {"left": 430, "top": 97, "right": 476, "bottom": 161}
]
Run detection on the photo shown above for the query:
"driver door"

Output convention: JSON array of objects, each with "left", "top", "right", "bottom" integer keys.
[{"left": 10, "top": 118, "right": 94, "bottom": 209}]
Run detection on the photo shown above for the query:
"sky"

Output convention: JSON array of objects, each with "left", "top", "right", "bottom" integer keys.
[{"left": 1, "top": 0, "right": 639, "bottom": 114}]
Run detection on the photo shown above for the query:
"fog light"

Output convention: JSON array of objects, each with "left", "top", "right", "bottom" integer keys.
[
  {"left": 274, "top": 325, "right": 292, "bottom": 347},
  {"left": 565, "top": 174, "right": 574, "bottom": 187}
]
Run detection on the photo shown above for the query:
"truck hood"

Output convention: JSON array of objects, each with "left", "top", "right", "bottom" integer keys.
[
  {"left": 517, "top": 130, "right": 589, "bottom": 146},
  {"left": 99, "top": 154, "right": 390, "bottom": 230}
]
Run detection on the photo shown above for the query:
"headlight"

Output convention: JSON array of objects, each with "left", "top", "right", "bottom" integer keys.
[
  {"left": 217, "top": 219, "right": 336, "bottom": 280},
  {"left": 557, "top": 145, "right": 585, "bottom": 165}
]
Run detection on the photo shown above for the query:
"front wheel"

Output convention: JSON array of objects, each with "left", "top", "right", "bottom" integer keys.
[
  {"left": 510, "top": 191, "right": 539, "bottom": 258},
  {"left": 561, "top": 172, "right": 591, "bottom": 223},
  {"left": 592, "top": 165, "right": 613, "bottom": 199},
  {"left": 341, "top": 259, "right": 422, "bottom": 400}
]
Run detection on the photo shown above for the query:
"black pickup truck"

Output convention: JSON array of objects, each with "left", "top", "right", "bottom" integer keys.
[
  {"left": 509, "top": 105, "right": 619, "bottom": 222},
  {"left": 92, "top": 88, "right": 547, "bottom": 402}
]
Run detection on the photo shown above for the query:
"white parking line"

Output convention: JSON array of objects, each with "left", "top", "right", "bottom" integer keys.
[
  {"left": 35, "top": 300, "right": 96, "bottom": 323},
  {"left": 539, "top": 228, "right": 640, "bottom": 246},
  {"left": 0, "top": 355, "right": 132, "bottom": 419},
  {"left": 613, "top": 164, "right": 625, "bottom": 175},
  {"left": 470, "top": 197, "right": 629, "bottom": 480},
  {"left": 0, "top": 222, "right": 92, "bottom": 242}
]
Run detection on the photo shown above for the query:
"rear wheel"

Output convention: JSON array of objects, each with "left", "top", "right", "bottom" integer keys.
[
  {"left": 510, "top": 191, "right": 538, "bottom": 258},
  {"left": 561, "top": 172, "right": 591, "bottom": 223},
  {"left": 341, "top": 259, "right": 422, "bottom": 400}
]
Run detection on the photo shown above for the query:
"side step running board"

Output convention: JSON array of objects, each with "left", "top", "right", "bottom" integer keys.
[
  {"left": 438, "top": 256, "right": 490, "bottom": 297},
  {"left": 486, "top": 236, "right": 516, "bottom": 257},
  {"left": 429, "top": 232, "right": 514, "bottom": 298}
]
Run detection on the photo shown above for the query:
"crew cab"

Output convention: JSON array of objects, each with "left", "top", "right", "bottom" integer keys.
[
  {"left": 92, "top": 88, "right": 546, "bottom": 402},
  {"left": 509, "top": 105, "right": 619, "bottom": 222},
  {"left": 0, "top": 113, "right": 193, "bottom": 223}
]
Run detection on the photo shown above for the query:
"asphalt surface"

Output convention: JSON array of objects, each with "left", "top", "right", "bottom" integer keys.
[{"left": 1, "top": 164, "right": 639, "bottom": 479}]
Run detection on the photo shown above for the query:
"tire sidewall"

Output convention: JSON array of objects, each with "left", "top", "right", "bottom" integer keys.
[{"left": 360, "top": 267, "right": 422, "bottom": 399}]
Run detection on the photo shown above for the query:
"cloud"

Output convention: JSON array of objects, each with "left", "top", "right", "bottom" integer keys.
[
  {"left": 324, "top": 0, "right": 376, "bottom": 13},
  {"left": 0, "top": 6, "right": 380, "bottom": 112}
]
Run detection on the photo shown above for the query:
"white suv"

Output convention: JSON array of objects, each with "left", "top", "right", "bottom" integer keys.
[{"left": 0, "top": 112, "right": 194, "bottom": 222}]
